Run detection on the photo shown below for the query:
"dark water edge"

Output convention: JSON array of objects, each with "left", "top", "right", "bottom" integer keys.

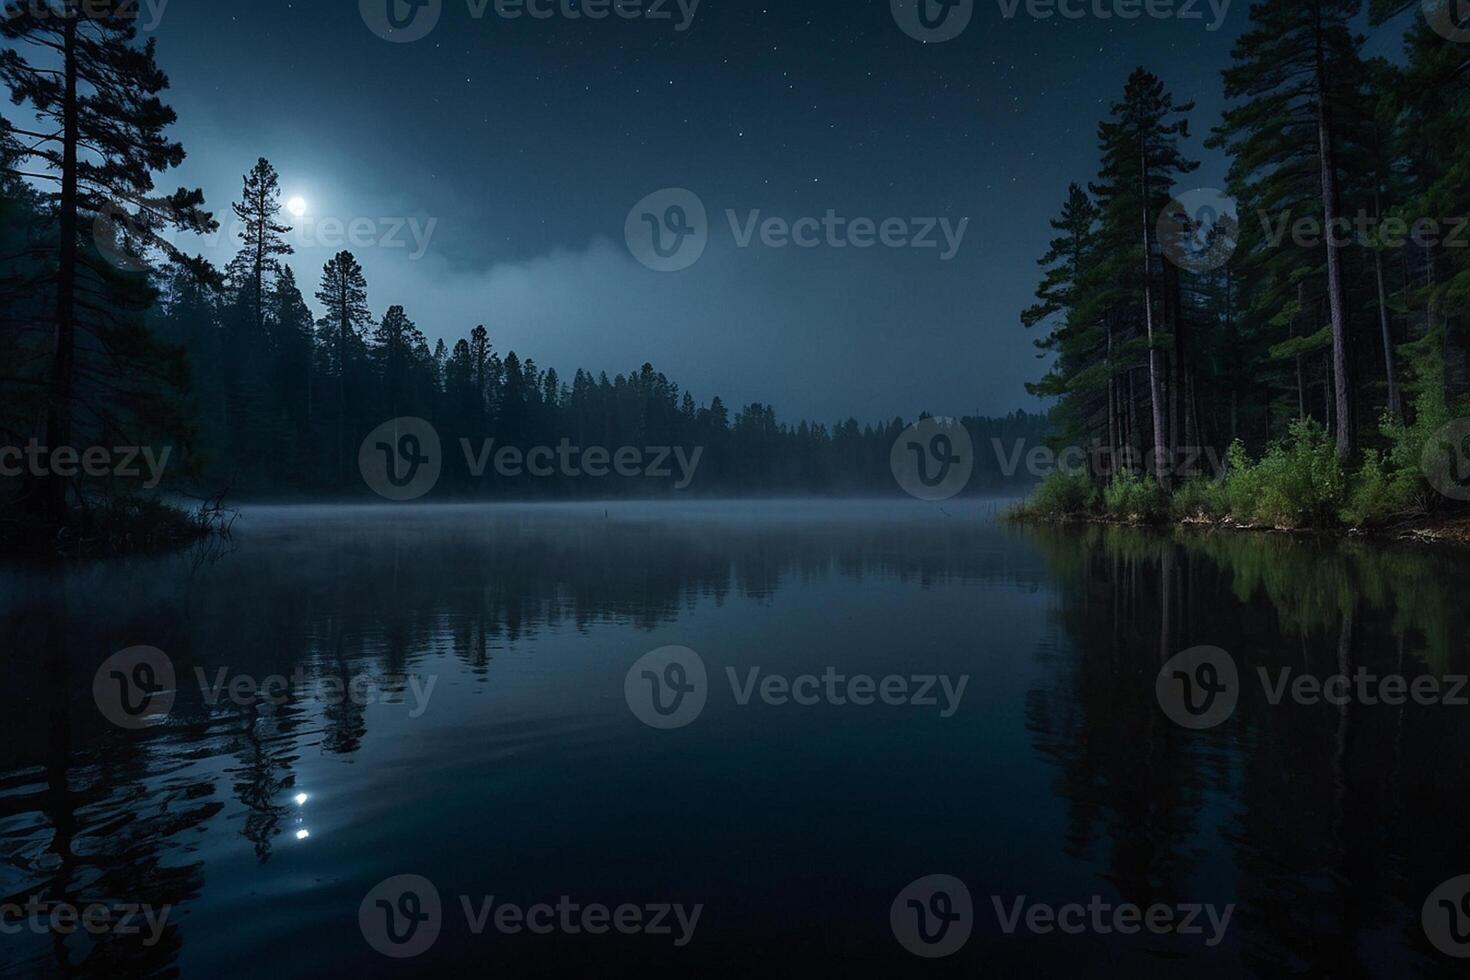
[{"left": 2, "top": 500, "right": 1469, "bottom": 978}]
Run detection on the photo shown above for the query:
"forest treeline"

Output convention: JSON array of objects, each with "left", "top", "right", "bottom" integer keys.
[
  {"left": 1020, "top": 0, "right": 1470, "bottom": 527},
  {"left": 0, "top": 8, "right": 1044, "bottom": 533}
]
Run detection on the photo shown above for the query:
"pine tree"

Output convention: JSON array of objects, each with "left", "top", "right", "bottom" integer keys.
[
  {"left": 1093, "top": 69, "right": 1200, "bottom": 486},
  {"left": 269, "top": 266, "right": 315, "bottom": 466},
  {"left": 1213, "top": 0, "right": 1365, "bottom": 460},
  {"left": 371, "top": 304, "right": 427, "bottom": 415},
  {"left": 1, "top": 1, "right": 214, "bottom": 524},
  {"left": 315, "top": 251, "right": 371, "bottom": 482},
  {"left": 1022, "top": 184, "right": 1108, "bottom": 452},
  {"left": 232, "top": 158, "right": 294, "bottom": 342}
]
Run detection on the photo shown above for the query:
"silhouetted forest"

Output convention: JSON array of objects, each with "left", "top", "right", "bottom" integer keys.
[
  {"left": 1023, "top": 1, "right": 1470, "bottom": 525},
  {"left": 0, "top": 12, "right": 1042, "bottom": 523}
]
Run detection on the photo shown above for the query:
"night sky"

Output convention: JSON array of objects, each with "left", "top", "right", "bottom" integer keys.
[{"left": 137, "top": 1, "right": 1405, "bottom": 423}]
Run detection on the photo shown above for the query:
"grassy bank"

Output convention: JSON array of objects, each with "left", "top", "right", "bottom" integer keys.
[
  {"left": 1010, "top": 417, "right": 1468, "bottom": 539},
  {"left": 1, "top": 494, "right": 234, "bottom": 557}
]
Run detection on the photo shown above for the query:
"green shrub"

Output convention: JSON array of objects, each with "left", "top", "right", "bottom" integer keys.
[
  {"left": 1221, "top": 440, "right": 1261, "bottom": 520},
  {"left": 1023, "top": 469, "right": 1098, "bottom": 517},
  {"left": 1223, "top": 419, "right": 1346, "bottom": 528},
  {"left": 1341, "top": 450, "right": 1404, "bottom": 527},
  {"left": 1102, "top": 471, "right": 1168, "bottom": 523},
  {"left": 1172, "top": 477, "right": 1228, "bottom": 521}
]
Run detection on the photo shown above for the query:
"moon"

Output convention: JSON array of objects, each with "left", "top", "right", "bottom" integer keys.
[{"left": 286, "top": 196, "right": 308, "bottom": 218}]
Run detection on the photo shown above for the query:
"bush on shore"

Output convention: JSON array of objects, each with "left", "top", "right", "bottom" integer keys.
[{"left": 1013, "top": 415, "right": 1457, "bottom": 531}]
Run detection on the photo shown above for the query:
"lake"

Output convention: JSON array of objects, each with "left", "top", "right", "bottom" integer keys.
[{"left": 3, "top": 500, "right": 1469, "bottom": 977}]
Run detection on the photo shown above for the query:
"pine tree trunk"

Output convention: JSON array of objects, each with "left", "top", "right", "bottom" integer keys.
[
  {"left": 1296, "top": 283, "right": 1307, "bottom": 421},
  {"left": 337, "top": 289, "right": 347, "bottom": 486},
  {"left": 1373, "top": 247, "right": 1399, "bottom": 417},
  {"left": 1373, "top": 194, "right": 1400, "bottom": 417},
  {"left": 1106, "top": 314, "right": 1118, "bottom": 463},
  {"left": 1165, "top": 260, "right": 1180, "bottom": 462},
  {"left": 42, "top": 20, "right": 80, "bottom": 527},
  {"left": 1314, "top": 26, "right": 1356, "bottom": 461},
  {"left": 1140, "top": 150, "right": 1170, "bottom": 489}
]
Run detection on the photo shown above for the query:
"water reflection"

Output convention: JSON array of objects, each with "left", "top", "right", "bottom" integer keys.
[
  {"left": 1, "top": 503, "right": 1467, "bottom": 976},
  {"left": 1021, "top": 525, "right": 1470, "bottom": 977}
]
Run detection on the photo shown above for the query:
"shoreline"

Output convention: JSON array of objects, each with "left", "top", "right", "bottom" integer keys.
[{"left": 1004, "top": 510, "right": 1470, "bottom": 547}]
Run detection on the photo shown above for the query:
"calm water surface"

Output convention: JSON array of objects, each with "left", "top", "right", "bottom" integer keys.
[{"left": 3, "top": 500, "right": 1469, "bottom": 977}]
